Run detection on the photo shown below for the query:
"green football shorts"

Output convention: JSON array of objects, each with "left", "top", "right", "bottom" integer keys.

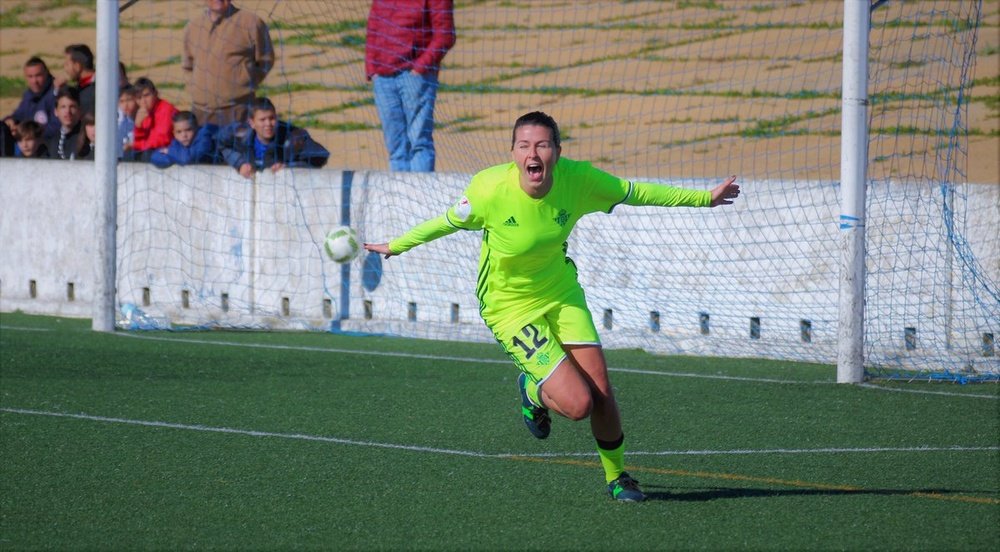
[{"left": 491, "top": 290, "right": 601, "bottom": 386}]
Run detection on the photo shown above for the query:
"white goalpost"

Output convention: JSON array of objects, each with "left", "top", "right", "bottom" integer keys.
[
  {"left": 837, "top": 0, "right": 870, "bottom": 384},
  {"left": 92, "top": 0, "right": 119, "bottom": 333}
]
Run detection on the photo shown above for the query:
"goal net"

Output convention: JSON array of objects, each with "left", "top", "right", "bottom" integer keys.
[{"left": 107, "top": 0, "right": 996, "bottom": 380}]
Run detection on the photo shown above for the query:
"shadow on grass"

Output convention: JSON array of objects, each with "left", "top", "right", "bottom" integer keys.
[{"left": 639, "top": 483, "right": 989, "bottom": 502}]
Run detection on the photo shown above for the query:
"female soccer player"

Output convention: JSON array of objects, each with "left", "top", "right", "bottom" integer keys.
[{"left": 364, "top": 111, "right": 740, "bottom": 502}]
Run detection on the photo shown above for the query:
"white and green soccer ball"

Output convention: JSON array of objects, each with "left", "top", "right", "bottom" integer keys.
[{"left": 324, "top": 225, "right": 360, "bottom": 263}]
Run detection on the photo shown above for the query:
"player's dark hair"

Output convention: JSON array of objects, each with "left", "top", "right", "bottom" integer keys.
[
  {"left": 64, "top": 44, "right": 95, "bottom": 71},
  {"left": 249, "top": 96, "right": 277, "bottom": 118},
  {"left": 24, "top": 56, "right": 49, "bottom": 73},
  {"left": 55, "top": 85, "right": 80, "bottom": 105},
  {"left": 133, "top": 77, "right": 157, "bottom": 95},
  {"left": 172, "top": 110, "right": 199, "bottom": 128},
  {"left": 511, "top": 111, "right": 561, "bottom": 150}
]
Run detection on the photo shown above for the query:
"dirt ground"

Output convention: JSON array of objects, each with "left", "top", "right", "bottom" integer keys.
[{"left": 0, "top": 0, "right": 996, "bottom": 183}]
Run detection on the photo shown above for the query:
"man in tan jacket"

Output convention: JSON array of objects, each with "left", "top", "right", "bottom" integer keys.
[{"left": 182, "top": 0, "right": 274, "bottom": 126}]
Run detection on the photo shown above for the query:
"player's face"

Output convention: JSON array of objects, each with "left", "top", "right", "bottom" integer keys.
[
  {"left": 23, "top": 64, "right": 48, "bottom": 94},
  {"left": 173, "top": 120, "right": 196, "bottom": 147},
  {"left": 249, "top": 109, "right": 277, "bottom": 142},
  {"left": 55, "top": 97, "right": 80, "bottom": 128},
  {"left": 18, "top": 135, "right": 39, "bottom": 157},
  {"left": 512, "top": 124, "right": 560, "bottom": 189}
]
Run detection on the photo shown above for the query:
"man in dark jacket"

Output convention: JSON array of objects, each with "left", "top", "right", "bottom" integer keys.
[
  {"left": 59, "top": 44, "right": 96, "bottom": 117},
  {"left": 216, "top": 97, "right": 329, "bottom": 179},
  {"left": 3, "top": 57, "right": 60, "bottom": 141},
  {"left": 46, "top": 86, "right": 88, "bottom": 160}
]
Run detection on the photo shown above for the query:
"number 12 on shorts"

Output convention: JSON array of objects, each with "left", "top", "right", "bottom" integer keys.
[{"left": 512, "top": 324, "right": 548, "bottom": 360}]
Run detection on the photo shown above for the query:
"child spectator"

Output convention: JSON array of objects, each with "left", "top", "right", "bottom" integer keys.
[
  {"left": 15, "top": 120, "right": 48, "bottom": 158},
  {"left": 150, "top": 111, "right": 219, "bottom": 168},
  {"left": 77, "top": 113, "right": 95, "bottom": 160},
  {"left": 216, "top": 97, "right": 329, "bottom": 179},
  {"left": 118, "top": 85, "right": 138, "bottom": 158},
  {"left": 130, "top": 77, "right": 178, "bottom": 156},
  {"left": 46, "top": 86, "right": 87, "bottom": 160}
]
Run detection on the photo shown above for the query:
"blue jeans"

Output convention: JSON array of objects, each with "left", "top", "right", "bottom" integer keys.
[{"left": 373, "top": 71, "right": 439, "bottom": 172}]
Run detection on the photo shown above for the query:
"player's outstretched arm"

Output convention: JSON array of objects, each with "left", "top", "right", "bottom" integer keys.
[
  {"left": 364, "top": 243, "right": 394, "bottom": 259},
  {"left": 710, "top": 175, "right": 740, "bottom": 207},
  {"left": 362, "top": 213, "right": 462, "bottom": 260}
]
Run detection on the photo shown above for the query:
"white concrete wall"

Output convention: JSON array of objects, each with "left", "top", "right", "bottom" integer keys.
[{"left": 1, "top": 158, "right": 997, "bottom": 372}]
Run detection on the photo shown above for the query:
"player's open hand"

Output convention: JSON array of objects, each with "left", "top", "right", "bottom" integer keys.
[
  {"left": 364, "top": 243, "right": 394, "bottom": 259},
  {"left": 710, "top": 175, "right": 740, "bottom": 207}
]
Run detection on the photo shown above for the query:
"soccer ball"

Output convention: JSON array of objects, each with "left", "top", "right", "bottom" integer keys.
[{"left": 324, "top": 226, "right": 360, "bottom": 263}]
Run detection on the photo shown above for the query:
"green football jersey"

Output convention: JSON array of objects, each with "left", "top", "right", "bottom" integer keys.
[{"left": 389, "top": 157, "right": 712, "bottom": 328}]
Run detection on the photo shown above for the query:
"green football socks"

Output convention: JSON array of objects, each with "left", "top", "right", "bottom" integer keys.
[
  {"left": 596, "top": 434, "right": 626, "bottom": 483},
  {"left": 525, "top": 377, "right": 544, "bottom": 408}
]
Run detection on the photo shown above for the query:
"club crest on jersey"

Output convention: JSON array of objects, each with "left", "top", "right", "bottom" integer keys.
[
  {"left": 553, "top": 208, "right": 570, "bottom": 227},
  {"left": 453, "top": 196, "right": 472, "bottom": 221}
]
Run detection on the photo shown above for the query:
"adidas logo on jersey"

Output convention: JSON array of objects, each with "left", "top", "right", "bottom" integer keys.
[{"left": 503, "top": 216, "right": 519, "bottom": 227}]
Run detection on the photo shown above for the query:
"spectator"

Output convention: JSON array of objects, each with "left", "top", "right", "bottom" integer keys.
[
  {"left": 365, "top": 0, "right": 455, "bottom": 172},
  {"left": 150, "top": 111, "right": 219, "bottom": 168},
  {"left": 216, "top": 97, "right": 329, "bottom": 179},
  {"left": 76, "top": 113, "right": 96, "bottom": 160},
  {"left": 0, "top": 121, "right": 14, "bottom": 157},
  {"left": 118, "top": 61, "right": 130, "bottom": 92},
  {"left": 15, "top": 121, "right": 49, "bottom": 158},
  {"left": 182, "top": 0, "right": 274, "bottom": 126},
  {"left": 46, "top": 86, "right": 87, "bottom": 160},
  {"left": 118, "top": 85, "right": 138, "bottom": 158},
  {"left": 130, "top": 77, "right": 179, "bottom": 155},
  {"left": 4, "top": 57, "right": 60, "bottom": 141},
  {"left": 60, "top": 44, "right": 96, "bottom": 117}
]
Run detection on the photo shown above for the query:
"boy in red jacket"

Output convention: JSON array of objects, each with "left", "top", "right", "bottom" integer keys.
[{"left": 130, "top": 77, "right": 178, "bottom": 155}]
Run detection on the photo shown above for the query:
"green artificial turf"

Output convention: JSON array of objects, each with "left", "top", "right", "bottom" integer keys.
[{"left": 2, "top": 312, "right": 997, "bottom": 550}]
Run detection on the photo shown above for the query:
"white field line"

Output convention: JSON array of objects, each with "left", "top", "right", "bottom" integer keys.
[
  {"left": 0, "top": 325, "right": 53, "bottom": 332},
  {"left": 516, "top": 445, "right": 1000, "bottom": 458},
  {"left": 0, "top": 407, "right": 492, "bottom": 458},
  {"left": 857, "top": 383, "right": 999, "bottom": 400},
  {"left": 3, "top": 407, "right": 997, "bottom": 459},
  {"left": 114, "top": 332, "right": 832, "bottom": 385},
  {"left": 115, "top": 333, "right": 1000, "bottom": 396},
  {"left": 5, "top": 326, "right": 996, "bottom": 397}
]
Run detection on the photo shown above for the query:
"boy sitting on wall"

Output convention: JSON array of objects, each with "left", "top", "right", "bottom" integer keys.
[
  {"left": 118, "top": 85, "right": 138, "bottom": 159},
  {"left": 150, "top": 111, "right": 219, "bottom": 168},
  {"left": 216, "top": 97, "right": 329, "bottom": 179},
  {"left": 130, "top": 77, "right": 178, "bottom": 157}
]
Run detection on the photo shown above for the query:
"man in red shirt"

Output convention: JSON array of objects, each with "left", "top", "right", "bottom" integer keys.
[
  {"left": 365, "top": 0, "right": 455, "bottom": 172},
  {"left": 130, "top": 77, "right": 179, "bottom": 155}
]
